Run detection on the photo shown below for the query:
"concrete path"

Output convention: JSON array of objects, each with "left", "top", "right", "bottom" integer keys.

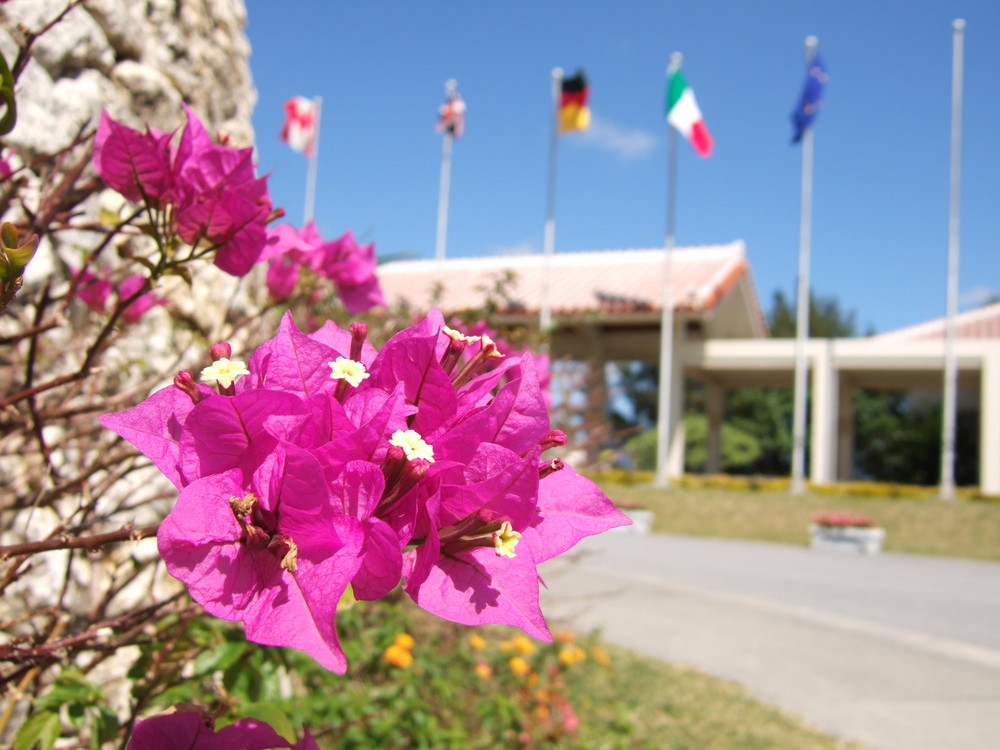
[{"left": 539, "top": 532, "right": 1000, "bottom": 750}]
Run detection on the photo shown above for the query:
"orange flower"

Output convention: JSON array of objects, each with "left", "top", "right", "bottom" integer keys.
[
  {"left": 474, "top": 661, "right": 493, "bottom": 680},
  {"left": 509, "top": 656, "right": 530, "bottom": 677},
  {"left": 383, "top": 643, "right": 414, "bottom": 669},
  {"left": 558, "top": 646, "right": 587, "bottom": 666},
  {"left": 590, "top": 646, "right": 611, "bottom": 667},
  {"left": 469, "top": 634, "right": 487, "bottom": 652},
  {"left": 393, "top": 633, "right": 415, "bottom": 650},
  {"left": 554, "top": 630, "right": 576, "bottom": 644},
  {"left": 512, "top": 636, "right": 536, "bottom": 655}
]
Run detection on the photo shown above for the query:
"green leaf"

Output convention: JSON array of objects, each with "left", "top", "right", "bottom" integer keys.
[
  {"left": 36, "top": 669, "right": 101, "bottom": 711},
  {"left": 13, "top": 712, "right": 61, "bottom": 750},
  {"left": 0, "top": 49, "right": 17, "bottom": 135},
  {"left": 92, "top": 707, "right": 120, "bottom": 748},
  {"left": 192, "top": 640, "right": 245, "bottom": 676}
]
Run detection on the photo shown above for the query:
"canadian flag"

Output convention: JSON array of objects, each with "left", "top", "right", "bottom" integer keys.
[{"left": 280, "top": 96, "right": 318, "bottom": 156}]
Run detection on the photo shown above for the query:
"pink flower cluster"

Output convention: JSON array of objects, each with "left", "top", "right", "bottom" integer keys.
[
  {"left": 813, "top": 512, "right": 875, "bottom": 528},
  {"left": 101, "top": 311, "right": 629, "bottom": 672},
  {"left": 127, "top": 710, "right": 317, "bottom": 750},
  {"left": 94, "top": 106, "right": 273, "bottom": 276},
  {"left": 449, "top": 319, "right": 552, "bottom": 409},
  {"left": 262, "top": 221, "right": 385, "bottom": 313},
  {"left": 73, "top": 267, "right": 167, "bottom": 324}
]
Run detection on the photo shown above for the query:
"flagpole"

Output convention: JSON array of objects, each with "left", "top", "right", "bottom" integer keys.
[
  {"left": 791, "top": 37, "right": 817, "bottom": 496},
  {"left": 654, "top": 53, "right": 682, "bottom": 489},
  {"left": 303, "top": 96, "right": 322, "bottom": 224},
  {"left": 940, "top": 19, "right": 965, "bottom": 501},
  {"left": 540, "top": 67, "right": 562, "bottom": 335},
  {"left": 435, "top": 80, "right": 457, "bottom": 285}
]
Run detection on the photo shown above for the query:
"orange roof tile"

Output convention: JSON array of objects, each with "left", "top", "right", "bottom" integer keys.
[
  {"left": 872, "top": 301, "right": 1000, "bottom": 341},
  {"left": 378, "top": 241, "right": 754, "bottom": 318}
]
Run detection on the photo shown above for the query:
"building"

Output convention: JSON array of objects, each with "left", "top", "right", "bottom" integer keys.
[{"left": 377, "top": 243, "right": 1000, "bottom": 495}]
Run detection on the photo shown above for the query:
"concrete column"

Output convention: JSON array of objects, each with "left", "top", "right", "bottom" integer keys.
[
  {"left": 809, "top": 340, "right": 838, "bottom": 485},
  {"left": 706, "top": 381, "right": 724, "bottom": 474},
  {"left": 582, "top": 325, "right": 609, "bottom": 465},
  {"left": 980, "top": 352, "right": 1000, "bottom": 496},
  {"left": 837, "top": 378, "right": 855, "bottom": 481}
]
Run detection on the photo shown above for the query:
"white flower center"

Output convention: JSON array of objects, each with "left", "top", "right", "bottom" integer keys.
[
  {"left": 442, "top": 326, "right": 481, "bottom": 345},
  {"left": 389, "top": 429, "right": 435, "bottom": 462},
  {"left": 329, "top": 357, "right": 370, "bottom": 388},
  {"left": 481, "top": 334, "right": 505, "bottom": 359},
  {"left": 200, "top": 358, "right": 250, "bottom": 389},
  {"left": 493, "top": 521, "right": 521, "bottom": 558}
]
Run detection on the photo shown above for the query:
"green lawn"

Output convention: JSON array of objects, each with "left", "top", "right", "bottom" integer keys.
[{"left": 594, "top": 476, "right": 1000, "bottom": 561}]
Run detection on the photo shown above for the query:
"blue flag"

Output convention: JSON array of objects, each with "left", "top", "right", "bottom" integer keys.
[{"left": 791, "top": 54, "right": 828, "bottom": 143}]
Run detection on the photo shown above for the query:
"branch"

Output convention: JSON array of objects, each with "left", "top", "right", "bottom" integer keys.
[{"left": 0, "top": 523, "right": 159, "bottom": 559}]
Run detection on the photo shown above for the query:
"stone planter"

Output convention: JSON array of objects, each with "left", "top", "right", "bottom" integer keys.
[
  {"left": 809, "top": 524, "right": 885, "bottom": 554},
  {"left": 612, "top": 508, "right": 654, "bottom": 535}
]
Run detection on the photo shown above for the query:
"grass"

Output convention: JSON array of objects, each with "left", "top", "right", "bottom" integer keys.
[
  {"left": 315, "top": 601, "right": 875, "bottom": 749},
  {"left": 593, "top": 475, "right": 1000, "bottom": 561},
  {"left": 563, "top": 640, "right": 874, "bottom": 749},
  {"left": 158, "top": 595, "right": 874, "bottom": 749}
]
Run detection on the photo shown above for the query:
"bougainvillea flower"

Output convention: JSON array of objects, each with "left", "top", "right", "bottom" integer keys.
[
  {"left": 261, "top": 220, "right": 323, "bottom": 263},
  {"left": 127, "top": 710, "right": 319, "bottom": 750},
  {"left": 94, "top": 111, "right": 174, "bottom": 204},
  {"left": 118, "top": 274, "right": 167, "bottom": 323},
  {"left": 403, "top": 443, "right": 552, "bottom": 639},
  {"left": 94, "top": 106, "right": 273, "bottom": 277},
  {"left": 72, "top": 268, "right": 165, "bottom": 323},
  {"left": 450, "top": 318, "right": 553, "bottom": 410},
  {"left": 309, "top": 230, "right": 387, "bottom": 312},
  {"left": 158, "top": 445, "right": 364, "bottom": 672},
  {"left": 261, "top": 222, "right": 385, "bottom": 311},
  {"left": 266, "top": 253, "right": 301, "bottom": 300},
  {"left": 73, "top": 267, "right": 113, "bottom": 314},
  {"left": 171, "top": 106, "right": 272, "bottom": 276},
  {"left": 101, "top": 308, "right": 630, "bottom": 670},
  {"left": 337, "top": 272, "right": 387, "bottom": 314}
]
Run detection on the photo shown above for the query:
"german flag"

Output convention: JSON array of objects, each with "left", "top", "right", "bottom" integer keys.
[{"left": 559, "top": 70, "right": 590, "bottom": 134}]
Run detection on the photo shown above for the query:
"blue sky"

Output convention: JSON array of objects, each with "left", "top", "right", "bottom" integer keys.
[{"left": 244, "top": 0, "right": 1000, "bottom": 335}]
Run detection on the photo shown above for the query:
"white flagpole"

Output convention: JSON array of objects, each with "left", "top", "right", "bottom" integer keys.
[
  {"left": 435, "top": 80, "right": 457, "bottom": 285},
  {"left": 654, "top": 53, "right": 682, "bottom": 489},
  {"left": 940, "top": 19, "right": 965, "bottom": 501},
  {"left": 790, "top": 37, "right": 817, "bottom": 496},
  {"left": 540, "top": 67, "right": 562, "bottom": 335},
  {"left": 303, "top": 96, "right": 322, "bottom": 224}
]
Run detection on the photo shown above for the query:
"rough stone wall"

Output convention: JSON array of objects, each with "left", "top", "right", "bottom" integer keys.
[
  {"left": 0, "top": 4, "right": 260, "bottom": 729},
  {"left": 0, "top": 0, "right": 256, "bottom": 154},
  {"left": 0, "top": 0, "right": 261, "bottom": 320}
]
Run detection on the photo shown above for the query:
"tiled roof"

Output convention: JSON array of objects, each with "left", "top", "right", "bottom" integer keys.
[
  {"left": 872, "top": 301, "right": 1000, "bottom": 341},
  {"left": 377, "top": 241, "right": 754, "bottom": 318}
]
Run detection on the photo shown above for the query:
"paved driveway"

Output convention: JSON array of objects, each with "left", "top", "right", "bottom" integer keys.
[{"left": 539, "top": 533, "right": 1000, "bottom": 750}]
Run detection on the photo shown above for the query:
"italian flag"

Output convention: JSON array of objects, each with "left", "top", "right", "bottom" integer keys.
[{"left": 666, "top": 68, "right": 713, "bottom": 158}]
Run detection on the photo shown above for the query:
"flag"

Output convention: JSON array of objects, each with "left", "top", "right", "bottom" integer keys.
[
  {"left": 666, "top": 66, "right": 713, "bottom": 158},
  {"left": 791, "top": 54, "right": 828, "bottom": 143},
  {"left": 280, "top": 96, "right": 318, "bottom": 156},
  {"left": 437, "top": 88, "right": 466, "bottom": 139},
  {"left": 559, "top": 70, "right": 590, "bottom": 134}
]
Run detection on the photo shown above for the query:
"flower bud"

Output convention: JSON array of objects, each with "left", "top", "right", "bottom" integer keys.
[
  {"left": 173, "top": 370, "right": 206, "bottom": 404},
  {"left": 209, "top": 342, "right": 232, "bottom": 361},
  {"left": 350, "top": 321, "right": 368, "bottom": 363},
  {"left": 539, "top": 430, "right": 567, "bottom": 453}
]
